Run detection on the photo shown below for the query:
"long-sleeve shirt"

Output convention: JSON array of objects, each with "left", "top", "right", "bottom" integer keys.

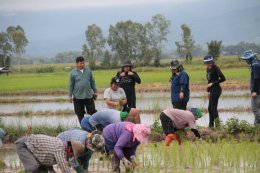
[
  {"left": 103, "top": 122, "right": 140, "bottom": 159},
  {"left": 68, "top": 67, "right": 97, "bottom": 99},
  {"left": 57, "top": 129, "right": 89, "bottom": 170},
  {"left": 57, "top": 129, "right": 88, "bottom": 146},
  {"left": 163, "top": 108, "right": 200, "bottom": 138},
  {"left": 251, "top": 61, "right": 260, "bottom": 94},
  {"left": 171, "top": 71, "right": 190, "bottom": 103},
  {"left": 89, "top": 109, "right": 121, "bottom": 128},
  {"left": 24, "top": 134, "right": 71, "bottom": 173},
  {"left": 206, "top": 65, "right": 226, "bottom": 92}
]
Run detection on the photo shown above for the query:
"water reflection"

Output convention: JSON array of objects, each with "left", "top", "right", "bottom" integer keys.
[
  {"left": 0, "top": 96, "right": 250, "bottom": 113},
  {"left": 2, "top": 112, "right": 254, "bottom": 128}
]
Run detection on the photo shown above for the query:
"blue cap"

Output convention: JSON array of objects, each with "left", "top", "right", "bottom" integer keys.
[
  {"left": 81, "top": 116, "right": 93, "bottom": 132},
  {"left": 204, "top": 55, "right": 214, "bottom": 64}
]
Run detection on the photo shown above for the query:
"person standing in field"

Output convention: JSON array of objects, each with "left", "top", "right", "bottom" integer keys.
[
  {"left": 160, "top": 108, "right": 203, "bottom": 146},
  {"left": 116, "top": 59, "right": 141, "bottom": 108},
  {"left": 240, "top": 50, "right": 260, "bottom": 126},
  {"left": 169, "top": 59, "right": 190, "bottom": 110},
  {"left": 204, "top": 55, "right": 226, "bottom": 128},
  {"left": 68, "top": 56, "right": 98, "bottom": 123}
]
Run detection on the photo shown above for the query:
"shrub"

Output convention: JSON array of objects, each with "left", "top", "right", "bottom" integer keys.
[{"left": 35, "top": 66, "right": 55, "bottom": 73}]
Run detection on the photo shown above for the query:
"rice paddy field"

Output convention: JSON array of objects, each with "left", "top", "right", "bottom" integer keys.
[{"left": 0, "top": 56, "right": 259, "bottom": 172}]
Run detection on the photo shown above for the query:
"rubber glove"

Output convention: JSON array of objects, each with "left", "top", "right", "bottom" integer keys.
[{"left": 122, "top": 157, "right": 132, "bottom": 169}]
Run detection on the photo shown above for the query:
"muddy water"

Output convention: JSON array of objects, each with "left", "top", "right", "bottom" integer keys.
[
  {"left": 0, "top": 90, "right": 255, "bottom": 171},
  {"left": 2, "top": 112, "right": 254, "bottom": 128},
  {"left": 0, "top": 95, "right": 251, "bottom": 113}
]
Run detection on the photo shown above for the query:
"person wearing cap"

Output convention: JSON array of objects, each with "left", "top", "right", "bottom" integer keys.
[
  {"left": 169, "top": 59, "right": 190, "bottom": 110},
  {"left": 104, "top": 76, "right": 141, "bottom": 123},
  {"left": 81, "top": 109, "right": 139, "bottom": 132},
  {"left": 103, "top": 122, "right": 151, "bottom": 173},
  {"left": 240, "top": 50, "right": 260, "bottom": 125},
  {"left": 203, "top": 55, "right": 226, "bottom": 128},
  {"left": 116, "top": 59, "right": 141, "bottom": 108},
  {"left": 0, "top": 128, "right": 5, "bottom": 147},
  {"left": 160, "top": 108, "right": 203, "bottom": 146},
  {"left": 57, "top": 128, "right": 104, "bottom": 173},
  {"left": 68, "top": 56, "right": 98, "bottom": 123},
  {"left": 15, "top": 134, "right": 85, "bottom": 173}
]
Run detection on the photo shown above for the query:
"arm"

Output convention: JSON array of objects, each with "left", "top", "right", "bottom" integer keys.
[
  {"left": 114, "top": 132, "right": 133, "bottom": 160},
  {"left": 191, "top": 129, "right": 201, "bottom": 139},
  {"left": 105, "top": 98, "right": 118, "bottom": 108},
  {"left": 68, "top": 72, "right": 74, "bottom": 98},
  {"left": 132, "top": 71, "right": 141, "bottom": 84},
  {"left": 54, "top": 151, "right": 71, "bottom": 173},
  {"left": 252, "top": 65, "right": 260, "bottom": 95},
  {"left": 214, "top": 66, "right": 226, "bottom": 85},
  {"left": 252, "top": 78, "right": 260, "bottom": 94},
  {"left": 90, "top": 71, "right": 97, "bottom": 93}
]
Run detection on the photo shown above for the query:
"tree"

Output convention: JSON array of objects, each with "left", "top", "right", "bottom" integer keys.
[
  {"left": 0, "top": 32, "right": 13, "bottom": 67},
  {"left": 146, "top": 14, "right": 170, "bottom": 66},
  {"left": 207, "top": 40, "right": 222, "bottom": 60},
  {"left": 175, "top": 24, "right": 195, "bottom": 63},
  {"left": 7, "top": 25, "right": 28, "bottom": 71},
  {"left": 108, "top": 20, "right": 144, "bottom": 64},
  {"left": 100, "top": 50, "right": 112, "bottom": 68},
  {"left": 82, "top": 24, "right": 106, "bottom": 69}
]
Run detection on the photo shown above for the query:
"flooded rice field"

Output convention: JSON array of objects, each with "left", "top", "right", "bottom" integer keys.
[{"left": 0, "top": 90, "right": 257, "bottom": 172}]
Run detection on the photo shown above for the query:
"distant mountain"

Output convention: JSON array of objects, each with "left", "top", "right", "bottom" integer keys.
[{"left": 0, "top": 0, "right": 259, "bottom": 57}]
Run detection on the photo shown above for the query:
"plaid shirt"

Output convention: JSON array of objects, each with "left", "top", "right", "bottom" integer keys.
[{"left": 25, "top": 134, "right": 71, "bottom": 173}]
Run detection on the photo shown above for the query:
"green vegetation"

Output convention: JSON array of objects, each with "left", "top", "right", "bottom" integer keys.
[{"left": 0, "top": 56, "right": 250, "bottom": 94}]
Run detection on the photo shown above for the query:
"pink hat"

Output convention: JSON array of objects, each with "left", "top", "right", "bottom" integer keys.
[{"left": 132, "top": 124, "right": 151, "bottom": 145}]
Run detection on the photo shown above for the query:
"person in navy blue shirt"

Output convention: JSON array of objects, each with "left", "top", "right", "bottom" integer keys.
[
  {"left": 169, "top": 59, "right": 190, "bottom": 110},
  {"left": 204, "top": 55, "right": 226, "bottom": 128},
  {"left": 240, "top": 50, "right": 260, "bottom": 126}
]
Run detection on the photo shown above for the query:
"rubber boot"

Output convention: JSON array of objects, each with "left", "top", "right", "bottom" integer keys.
[{"left": 165, "top": 133, "right": 181, "bottom": 146}]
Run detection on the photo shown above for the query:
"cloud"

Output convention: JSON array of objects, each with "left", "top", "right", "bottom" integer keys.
[{"left": 0, "top": 0, "right": 197, "bottom": 12}]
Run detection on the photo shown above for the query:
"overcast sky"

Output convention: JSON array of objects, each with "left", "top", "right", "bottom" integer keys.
[{"left": 0, "top": 0, "right": 196, "bottom": 12}]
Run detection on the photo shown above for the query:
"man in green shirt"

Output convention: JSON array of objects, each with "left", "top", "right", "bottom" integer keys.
[{"left": 69, "top": 56, "right": 97, "bottom": 123}]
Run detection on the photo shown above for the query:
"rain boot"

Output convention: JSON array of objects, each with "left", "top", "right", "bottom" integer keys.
[{"left": 165, "top": 133, "right": 181, "bottom": 146}]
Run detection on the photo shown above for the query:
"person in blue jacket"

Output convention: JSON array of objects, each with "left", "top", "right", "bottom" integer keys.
[
  {"left": 169, "top": 59, "right": 190, "bottom": 110},
  {"left": 240, "top": 50, "right": 260, "bottom": 126}
]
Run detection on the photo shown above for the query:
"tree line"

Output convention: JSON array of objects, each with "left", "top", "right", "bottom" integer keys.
[{"left": 1, "top": 14, "right": 260, "bottom": 70}]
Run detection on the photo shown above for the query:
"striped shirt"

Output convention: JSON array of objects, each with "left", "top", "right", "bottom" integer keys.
[{"left": 24, "top": 134, "right": 71, "bottom": 173}]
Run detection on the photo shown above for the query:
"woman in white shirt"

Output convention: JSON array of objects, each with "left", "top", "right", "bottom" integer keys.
[{"left": 104, "top": 77, "right": 141, "bottom": 123}]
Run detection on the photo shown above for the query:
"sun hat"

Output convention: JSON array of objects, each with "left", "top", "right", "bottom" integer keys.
[
  {"left": 122, "top": 59, "right": 132, "bottom": 67},
  {"left": 190, "top": 108, "right": 203, "bottom": 118},
  {"left": 170, "top": 59, "right": 181, "bottom": 70},
  {"left": 0, "top": 128, "right": 5, "bottom": 147},
  {"left": 81, "top": 115, "right": 93, "bottom": 132},
  {"left": 203, "top": 55, "right": 214, "bottom": 64},
  {"left": 131, "top": 124, "right": 151, "bottom": 145},
  {"left": 241, "top": 50, "right": 258, "bottom": 60},
  {"left": 87, "top": 130, "right": 105, "bottom": 152},
  {"left": 70, "top": 141, "right": 85, "bottom": 159}
]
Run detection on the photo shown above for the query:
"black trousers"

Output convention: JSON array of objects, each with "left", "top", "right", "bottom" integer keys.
[
  {"left": 73, "top": 98, "right": 97, "bottom": 123},
  {"left": 126, "top": 92, "right": 136, "bottom": 108},
  {"left": 172, "top": 101, "right": 187, "bottom": 110},
  {"left": 159, "top": 112, "right": 177, "bottom": 135},
  {"left": 208, "top": 88, "right": 222, "bottom": 127}
]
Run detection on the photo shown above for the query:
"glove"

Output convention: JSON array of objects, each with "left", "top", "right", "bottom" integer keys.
[{"left": 122, "top": 157, "right": 132, "bottom": 170}]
